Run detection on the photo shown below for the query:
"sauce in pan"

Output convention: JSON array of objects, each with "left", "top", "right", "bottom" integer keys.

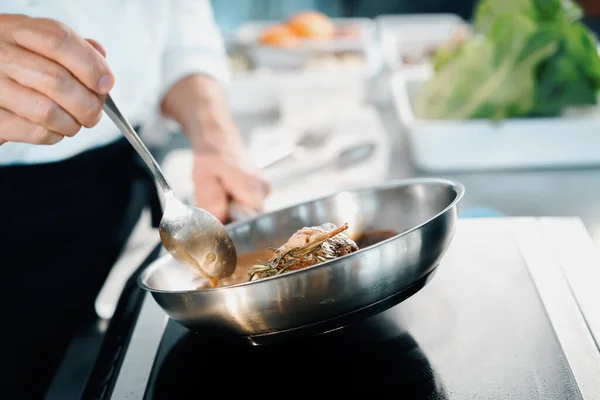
[
  {"left": 194, "top": 230, "right": 399, "bottom": 290},
  {"left": 195, "top": 249, "right": 273, "bottom": 290}
]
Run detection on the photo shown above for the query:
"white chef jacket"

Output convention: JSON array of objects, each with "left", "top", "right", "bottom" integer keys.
[{"left": 0, "top": 0, "right": 231, "bottom": 165}]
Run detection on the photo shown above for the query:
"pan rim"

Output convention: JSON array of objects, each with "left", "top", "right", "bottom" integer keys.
[{"left": 138, "top": 177, "right": 465, "bottom": 294}]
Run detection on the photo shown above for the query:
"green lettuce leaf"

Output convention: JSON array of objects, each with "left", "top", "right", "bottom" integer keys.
[
  {"left": 473, "top": 0, "right": 536, "bottom": 34},
  {"left": 416, "top": 14, "right": 556, "bottom": 120},
  {"left": 416, "top": 0, "right": 600, "bottom": 120}
]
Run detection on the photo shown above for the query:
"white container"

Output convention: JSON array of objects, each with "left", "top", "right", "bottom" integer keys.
[
  {"left": 226, "top": 73, "right": 280, "bottom": 115},
  {"left": 227, "top": 66, "right": 373, "bottom": 116},
  {"left": 227, "top": 18, "right": 381, "bottom": 116},
  {"left": 376, "top": 13, "right": 465, "bottom": 74},
  {"left": 236, "top": 18, "right": 377, "bottom": 70},
  {"left": 391, "top": 74, "right": 600, "bottom": 172}
]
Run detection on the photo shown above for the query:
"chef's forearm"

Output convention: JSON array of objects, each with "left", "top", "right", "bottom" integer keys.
[{"left": 161, "top": 74, "right": 238, "bottom": 154}]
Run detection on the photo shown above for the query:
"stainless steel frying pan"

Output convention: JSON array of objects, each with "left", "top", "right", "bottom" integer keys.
[{"left": 138, "top": 178, "right": 464, "bottom": 344}]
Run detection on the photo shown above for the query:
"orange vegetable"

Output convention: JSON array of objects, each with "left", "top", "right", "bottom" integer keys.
[
  {"left": 286, "top": 11, "right": 335, "bottom": 39},
  {"left": 259, "top": 24, "right": 299, "bottom": 48}
]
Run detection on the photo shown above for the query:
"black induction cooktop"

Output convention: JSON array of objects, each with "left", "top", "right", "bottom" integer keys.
[
  {"left": 147, "top": 315, "right": 448, "bottom": 398},
  {"left": 82, "top": 219, "right": 600, "bottom": 400}
]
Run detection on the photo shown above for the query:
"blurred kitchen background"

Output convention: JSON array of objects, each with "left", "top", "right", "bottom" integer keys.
[
  {"left": 143, "top": 0, "right": 600, "bottom": 248},
  {"left": 96, "top": 0, "right": 600, "bottom": 320}
]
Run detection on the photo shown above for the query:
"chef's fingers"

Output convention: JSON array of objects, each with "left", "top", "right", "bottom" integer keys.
[
  {"left": 84, "top": 39, "right": 109, "bottom": 104},
  {"left": 85, "top": 38, "right": 107, "bottom": 58},
  {"left": 219, "top": 164, "right": 271, "bottom": 213},
  {"left": 194, "top": 172, "right": 229, "bottom": 223},
  {"left": 0, "top": 77, "right": 80, "bottom": 137},
  {"left": 0, "top": 108, "right": 64, "bottom": 145},
  {"left": 229, "top": 202, "right": 259, "bottom": 221},
  {"left": 0, "top": 44, "right": 104, "bottom": 128},
  {"left": 9, "top": 17, "right": 114, "bottom": 94}
]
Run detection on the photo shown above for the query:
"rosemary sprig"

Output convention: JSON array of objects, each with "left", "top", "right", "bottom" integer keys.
[{"left": 248, "top": 222, "right": 349, "bottom": 281}]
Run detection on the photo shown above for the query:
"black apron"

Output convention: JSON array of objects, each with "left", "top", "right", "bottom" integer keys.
[{"left": 0, "top": 137, "right": 161, "bottom": 398}]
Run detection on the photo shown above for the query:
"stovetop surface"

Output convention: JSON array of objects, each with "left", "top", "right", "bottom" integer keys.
[{"left": 138, "top": 228, "right": 583, "bottom": 399}]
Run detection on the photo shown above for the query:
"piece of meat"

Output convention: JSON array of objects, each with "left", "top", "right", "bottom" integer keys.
[
  {"left": 248, "top": 222, "right": 359, "bottom": 280},
  {"left": 276, "top": 222, "right": 359, "bottom": 270}
]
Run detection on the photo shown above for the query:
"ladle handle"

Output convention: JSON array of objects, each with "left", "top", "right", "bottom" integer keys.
[{"left": 103, "top": 95, "right": 173, "bottom": 195}]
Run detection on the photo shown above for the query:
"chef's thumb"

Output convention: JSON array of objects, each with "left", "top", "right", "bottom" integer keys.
[{"left": 195, "top": 176, "right": 229, "bottom": 223}]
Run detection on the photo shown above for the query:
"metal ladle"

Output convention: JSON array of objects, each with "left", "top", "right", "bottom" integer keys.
[{"left": 103, "top": 95, "right": 237, "bottom": 283}]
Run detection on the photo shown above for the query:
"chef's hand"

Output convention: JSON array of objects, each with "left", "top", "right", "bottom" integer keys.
[
  {"left": 160, "top": 74, "right": 270, "bottom": 223},
  {"left": 191, "top": 130, "right": 270, "bottom": 223},
  {"left": 0, "top": 14, "right": 114, "bottom": 145}
]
